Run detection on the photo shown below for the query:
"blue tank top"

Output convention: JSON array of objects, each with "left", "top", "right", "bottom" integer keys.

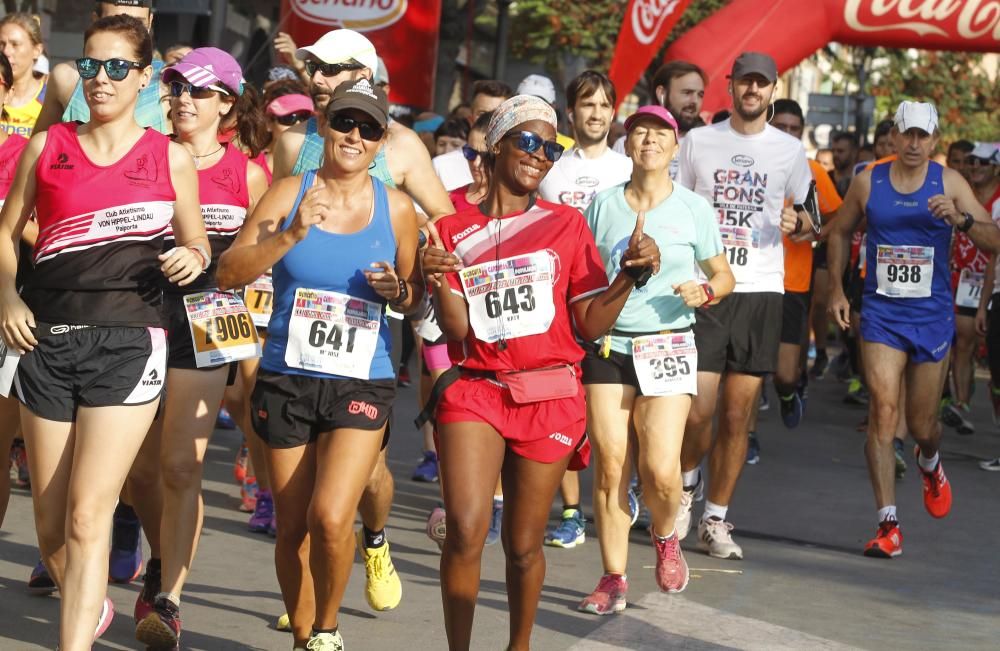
[
  {"left": 262, "top": 169, "right": 397, "bottom": 380},
  {"left": 862, "top": 161, "right": 952, "bottom": 324},
  {"left": 291, "top": 116, "right": 395, "bottom": 188}
]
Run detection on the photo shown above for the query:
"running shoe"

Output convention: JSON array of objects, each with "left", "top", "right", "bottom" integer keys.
[
  {"left": 544, "top": 508, "right": 584, "bottom": 549},
  {"left": 94, "top": 597, "right": 115, "bottom": 642},
  {"left": 627, "top": 487, "right": 640, "bottom": 527},
  {"left": 979, "top": 457, "right": 1000, "bottom": 471},
  {"left": 485, "top": 499, "right": 503, "bottom": 546},
  {"left": 27, "top": 559, "right": 56, "bottom": 595},
  {"left": 233, "top": 442, "right": 249, "bottom": 484},
  {"left": 746, "top": 432, "right": 760, "bottom": 465},
  {"left": 809, "top": 352, "right": 828, "bottom": 379},
  {"left": 109, "top": 505, "right": 143, "bottom": 584},
  {"left": 844, "top": 378, "right": 869, "bottom": 405},
  {"left": 240, "top": 476, "right": 258, "bottom": 513},
  {"left": 397, "top": 365, "right": 411, "bottom": 388},
  {"left": 276, "top": 612, "right": 291, "bottom": 631},
  {"left": 941, "top": 402, "right": 975, "bottom": 435},
  {"left": 411, "top": 450, "right": 439, "bottom": 482},
  {"left": 215, "top": 406, "right": 237, "bottom": 430},
  {"left": 893, "top": 438, "right": 907, "bottom": 479},
  {"left": 578, "top": 573, "right": 628, "bottom": 615},
  {"left": 10, "top": 438, "right": 29, "bottom": 488},
  {"left": 134, "top": 558, "right": 160, "bottom": 623},
  {"left": 916, "top": 449, "right": 952, "bottom": 518},
  {"left": 248, "top": 488, "right": 274, "bottom": 533},
  {"left": 697, "top": 517, "right": 743, "bottom": 560},
  {"left": 355, "top": 530, "right": 402, "bottom": 611},
  {"left": 306, "top": 630, "right": 344, "bottom": 651},
  {"left": 779, "top": 392, "right": 803, "bottom": 428},
  {"left": 797, "top": 376, "right": 809, "bottom": 412},
  {"left": 675, "top": 477, "right": 702, "bottom": 541},
  {"left": 863, "top": 519, "right": 902, "bottom": 558},
  {"left": 426, "top": 506, "right": 447, "bottom": 551},
  {"left": 990, "top": 382, "right": 1000, "bottom": 426},
  {"left": 135, "top": 596, "right": 181, "bottom": 649},
  {"left": 758, "top": 390, "right": 770, "bottom": 411},
  {"left": 651, "top": 530, "right": 688, "bottom": 593}
]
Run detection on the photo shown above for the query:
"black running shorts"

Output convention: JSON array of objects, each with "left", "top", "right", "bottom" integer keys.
[
  {"left": 780, "top": 291, "right": 811, "bottom": 345},
  {"left": 581, "top": 346, "right": 642, "bottom": 391},
  {"left": 14, "top": 324, "right": 167, "bottom": 422},
  {"left": 251, "top": 370, "right": 394, "bottom": 449},
  {"left": 693, "top": 292, "right": 782, "bottom": 375}
]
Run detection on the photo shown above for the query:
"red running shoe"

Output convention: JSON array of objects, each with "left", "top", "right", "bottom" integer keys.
[
  {"left": 233, "top": 442, "right": 248, "bottom": 485},
  {"left": 651, "top": 530, "right": 689, "bottom": 593},
  {"left": 578, "top": 573, "right": 628, "bottom": 615},
  {"left": 863, "top": 520, "right": 902, "bottom": 558},
  {"left": 136, "top": 596, "right": 181, "bottom": 649},
  {"left": 915, "top": 447, "right": 952, "bottom": 518}
]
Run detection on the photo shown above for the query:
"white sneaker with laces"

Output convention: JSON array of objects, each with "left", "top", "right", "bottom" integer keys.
[
  {"left": 979, "top": 457, "right": 1000, "bottom": 471},
  {"left": 675, "top": 478, "right": 703, "bottom": 541},
  {"left": 697, "top": 517, "right": 743, "bottom": 560},
  {"left": 306, "top": 631, "right": 344, "bottom": 651}
]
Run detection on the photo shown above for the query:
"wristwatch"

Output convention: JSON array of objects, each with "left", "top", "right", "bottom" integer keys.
[
  {"left": 958, "top": 212, "right": 975, "bottom": 233},
  {"left": 700, "top": 282, "right": 715, "bottom": 307},
  {"left": 390, "top": 279, "right": 409, "bottom": 306}
]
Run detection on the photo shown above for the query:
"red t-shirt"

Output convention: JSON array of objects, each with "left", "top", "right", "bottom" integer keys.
[
  {"left": 449, "top": 186, "right": 478, "bottom": 212},
  {"left": 436, "top": 200, "right": 608, "bottom": 372},
  {"left": 951, "top": 185, "right": 1000, "bottom": 289}
]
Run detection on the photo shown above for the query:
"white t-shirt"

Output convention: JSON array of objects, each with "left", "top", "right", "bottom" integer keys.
[
  {"left": 432, "top": 149, "right": 473, "bottom": 191},
  {"left": 615, "top": 133, "right": 684, "bottom": 179},
  {"left": 538, "top": 146, "right": 632, "bottom": 211},
  {"left": 677, "top": 119, "right": 812, "bottom": 294}
]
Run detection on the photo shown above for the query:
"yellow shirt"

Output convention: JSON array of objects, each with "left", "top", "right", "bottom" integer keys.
[
  {"left": 556, "top": 132, "right": 575, "bottom": 150},
  {"left": 0, "top": 80, "right": 45, "bottom": 138}
]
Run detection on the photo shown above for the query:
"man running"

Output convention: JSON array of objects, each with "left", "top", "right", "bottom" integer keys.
[
  {"left": 828, "top": 102, "right": 1000, "bottom": 557},
  {"left": 674, "top": 52, "right": 813, "bottom": 559}
]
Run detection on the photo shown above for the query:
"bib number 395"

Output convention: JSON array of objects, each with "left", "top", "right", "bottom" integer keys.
[{"left": 632, "top": 332, "right": 698, "bottom": 397}]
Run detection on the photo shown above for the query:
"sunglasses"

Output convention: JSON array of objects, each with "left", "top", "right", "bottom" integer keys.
[
  {"left": 304, "top": 60, "right": 364, "bottom": 78},
  {"left": 274, "top": 112, "right": 312, "bottom": 126},
  {"left": 966, "top": 157, "right": 994, "bottom": 167},
  {"left": 461, "top": 144, "right": 486, "bottom": 161},
  {"left": 505, "top": 131, "right": 564, "bottom": 162},
  {"left": 76, "top": 57, "right": 144, "bottom": 82},
  {"left": 329, "top": 113, "right": 385, "bottom": 141},
  {"left": 169, "top": 81, "right": 228, "bottom": 99}
]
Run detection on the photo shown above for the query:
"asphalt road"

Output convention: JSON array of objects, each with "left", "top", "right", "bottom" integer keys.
[{"left": 1, "top": 363, "right": 998, "bottom": 650}]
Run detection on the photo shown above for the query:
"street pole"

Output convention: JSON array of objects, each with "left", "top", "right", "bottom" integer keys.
[{"left": 493, "top": 0, "right": 512, "bottom": 81}]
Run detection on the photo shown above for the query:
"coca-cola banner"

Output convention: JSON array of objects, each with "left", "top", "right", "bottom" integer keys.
[
  {"left": 608, "top": 0, "right": 695, "bottom": 107},
  {"left": 281, "top": 0, "right": 443, "bottom": 109},
  {"left": 663, "top": 0, "right": 1000, "bottom": 111}
]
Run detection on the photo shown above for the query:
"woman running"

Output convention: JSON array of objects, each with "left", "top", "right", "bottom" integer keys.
[
  {"left": 216, "top": 77, "right": 421, "bottom": 651},
  {"left": 132, "top": 47, "right": 268, "bottom": 649},
  {"left": 421, "top": 94, "right": 660, "bottom": 651},
  {"left": 578, "top": 106, "right": 733, "bottom": 613},
  {"left": 0, "top": 15, "right": 206, "bottom": 650},
  {"left": 0, "top": 13, "right": 46, "bottom": 137}
]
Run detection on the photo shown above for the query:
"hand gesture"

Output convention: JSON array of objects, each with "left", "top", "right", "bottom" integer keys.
[
  {"left": 158, "top": 247, "right": 203, "bottom": 286},
  {"left": 421, "top": 220, "right": 462, "bottom": 288},
  {"left": 290, "top": 182, "right": 333, "bottom": 242},
  {"left": 928, "top": 195, "right": 963, "bottom": 227},
  {"left": 673, "top": 280, "right": 708, "bottom": 308},
  {"left": 365, "top": 261, "right": 402, "bottom": 302},
  {"left": 828, "top": 288, "right": 851, "bottom": 331},
  {"left": 274, "top": 32, "right": 300, "bottom": 67},
  {"left": 0, "top": 291, "right": 37, "bottom": 353},
  {"left": 779, "top": 205, "right": 801, "bottom": 235},
  {"left": 621, "top": 211, "right": 659, "bottom": 274}
]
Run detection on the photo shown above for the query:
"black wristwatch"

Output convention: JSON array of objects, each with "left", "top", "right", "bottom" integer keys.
[
  {"left": 390, "top": 279, "right": 409, "bottom": 306},
  {"left": 620, "top": 254, "right": 652, "bottom": 289},
  {"left": 957, "top": 212, "right": 975, "bottom": 233}
]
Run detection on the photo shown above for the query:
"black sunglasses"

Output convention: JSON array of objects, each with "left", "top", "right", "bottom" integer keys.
[
  {"left": 169, "top": 81, "right": 227, "bottom": 99},
  {"left": 505, "top": 131, "right": 564, "bottom": 162},
  {"left": 304, "top": 60, "right": 364, "bottom": 78},
  {"left": 274, "top": 112, "right": 312, "bottom": 126},
  {"left": 329, "top": 113, "right": 385, "bottom": 141},
  {"left": 76, "top": 57, "right": 144, "bottom": 82},
  {"left": 966, "top": 157, "right": 993, "bottom": 167},
  {"left": 461, "top": 144, "right": 486, "bottom": 161}
]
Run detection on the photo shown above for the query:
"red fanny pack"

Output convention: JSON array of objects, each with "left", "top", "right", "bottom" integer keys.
[{"left": 496, "top": 364, "right": 579, "bottom": 404}]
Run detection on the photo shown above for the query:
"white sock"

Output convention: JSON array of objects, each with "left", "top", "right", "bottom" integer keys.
[
  {"left": 681, "top": 468, "right": 701, "bottom": 489},
  {"left": 917, "top": 450, "right": 939, "bottom": 472},
  {"left": 702, "top": 501, "right": 727, "bottom": 522},
  {"left": 877, "top": 505, "right": 897, "bottom": 523},
  {"left": 155, "top": 591, "right": 180, "bottom": 608},
  {"left": 653, "top": 529, "right": 676, "bottom": 542}
]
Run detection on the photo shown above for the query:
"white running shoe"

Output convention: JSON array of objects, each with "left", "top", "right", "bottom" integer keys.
[
  {"left": 675, "top": 477, "right": 703, "bottom": 541},
  {"left": 979, "top": 457, "right": 1000, "bottom": 471},
  {"left": 697, "top": 517, "right": 743, "bottom": 560}
]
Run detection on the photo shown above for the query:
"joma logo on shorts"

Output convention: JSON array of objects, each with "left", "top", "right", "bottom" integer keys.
[
  {"left": 549, "top": 432, "right": 573, "bottom": 447},
  {"left": 348, "top": 400, "right": 379, "bottom": 420}
]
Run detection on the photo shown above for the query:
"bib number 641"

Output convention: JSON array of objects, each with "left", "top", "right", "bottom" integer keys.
[{"left": 308, "top": 321, "right": 358, "bottom": 353}]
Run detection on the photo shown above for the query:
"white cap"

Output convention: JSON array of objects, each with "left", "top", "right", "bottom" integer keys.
[
  {"left": 295, "top": 29, "right": 378, "bottom": 73},
  {"left": 894, "top": 101, "right": 938, "bottom": 134},
  {"left": 33, "top": 54, "right": 49, "bottom": 76},
  {"left": 969, "top": 142, "right": 999, "bottom": 163},
  {"left": 517, "top": 74, "right": 556, "bottom": 104}
]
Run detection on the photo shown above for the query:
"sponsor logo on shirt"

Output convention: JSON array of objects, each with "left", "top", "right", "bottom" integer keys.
[
  {"left": 893, "top": 200, "right": 918, "bottom": 208},
  {"left": 348, "top": 399, "right": 380, "bottom": 420},
  {"left": 712, "top": 169, "right": 767, "bottom": 227},
  {"left": 575, "top": 176, "right": 599, "bottom": 188},
  {"left": 730, "top": 154, "right": 754, "bottom": 167},
  {"left": 50, "top": 152, "right": 74, "bottom": 170},
  {"left": 141, "top": 368, "right": 162, "bottom": 387},
  {"left": 451, "top": 223, "right": 481, "bottom": 244},
  {"left": 124, "top": 153, "right": 158, "bottom": 185},
  {"left": 212, "top": 167, "right": 240, "bottom": 194}
]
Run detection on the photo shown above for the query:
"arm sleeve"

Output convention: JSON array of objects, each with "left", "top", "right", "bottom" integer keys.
[{"left": 568, "top": 209, "right": 610, "bottom": 303}]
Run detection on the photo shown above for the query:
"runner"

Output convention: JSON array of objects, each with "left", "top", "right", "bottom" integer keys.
[
  {"left": 538, "top": 70, "right": 632, "bottom": 550},
  {"left": 421, "top": 94, "right": 659, "bottom": 651},
  {"left": 132, "top": 47, "right": 268, "bottom": 649},
  {"left": 946, "top": 139, "right": 974, "bottom": 181},
  {"left": 434, "top": 81, "right": 514, "bottom": 192},
  {"left": 217, "top": 77, "right": 421, "bottom": 651},
  {"left": 827, "top": 101, "right": 1000, "bottom": 557},
  {"left": 0, "top": 13, "right": 47, "bottom": 138},
  {"left": 0, "top": 14, "right": 207, "bottom": 648},
  {"left": 674, "top": 52, "right": 813, "bottom": 560},
  {"left": 579, "top": 104, "right": 733, "bottom": 613}
]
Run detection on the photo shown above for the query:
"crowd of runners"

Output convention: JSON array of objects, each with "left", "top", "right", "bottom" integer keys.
[{"left": 0, "top": 1, "right": 998, "bottom": 650}]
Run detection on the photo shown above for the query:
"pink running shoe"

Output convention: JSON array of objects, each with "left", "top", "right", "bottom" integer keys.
[
  {"left": 94, "top": 597, "right": 115, "bottom": 641},
  {"left": 426, "top": 507, "right": 446, "bottom": 551},
  {"left": 578, "top": 573, "right": 628, "bottom": 615},
  {"left": 651, "top": 530, "right": 689, "bottom": 593}
]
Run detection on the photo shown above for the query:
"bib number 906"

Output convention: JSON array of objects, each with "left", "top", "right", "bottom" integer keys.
[{"left": 204, "top": 313, "right": 254, "bottom": 344}]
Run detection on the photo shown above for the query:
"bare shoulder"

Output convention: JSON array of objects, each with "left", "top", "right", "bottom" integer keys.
[
  {"left": 49, "top": 61, "right": 81, "bottom": 104},
  {"left": 386, "top": 122, "right": 427, "bottom": 160},
  {"left": 941, "top": 165, "right": 969, "bottom": 192}
]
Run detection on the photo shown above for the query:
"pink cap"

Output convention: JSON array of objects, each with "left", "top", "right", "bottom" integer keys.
[
  {"left": 163, "top": 47, "right": 245, "bottom": 95},
  {"left": 624, "top": 105, "right": 679, "bottom": 134},
  {"left": 266, "top": 94, "right": 315, "bottom": 117}
]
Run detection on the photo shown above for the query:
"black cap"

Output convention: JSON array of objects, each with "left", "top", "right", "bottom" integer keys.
[
  {"left": 326, "top": 78, "right": 389, "bottom": 128},
  {"left": 729, "top": 52, "right": 778, "bottom": 83}
]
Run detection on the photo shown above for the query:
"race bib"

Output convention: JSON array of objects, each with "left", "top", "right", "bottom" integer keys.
[
  {"left": 184, "top": 292, "right": 261, "bottom": 368},
  {"left": 244, "top": 275, "right": 274, "bottom": 328},
  {"left": 284, "top": 288, "right": 382, "bottom": 379},
  {"left": 460, "top": 251, "right": 555, "bottom": 343},
  {"left": 720, "top": 225, "right": 759, "bottom": 275},
  {"left": 875, "top": 245, "right": 933, "bottom": 298},
  {"left": 632, "top": 332, "right": 698, "bottom": 397},
  {"left": 956, "top": 268, "right": 984, "bottom": 309}
]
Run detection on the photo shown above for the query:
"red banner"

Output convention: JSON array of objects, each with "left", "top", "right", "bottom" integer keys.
[
  {"left": 608, "top": 0, "right": 695, "bottom": 108},
  {"left": 663, "top": 0, "right": 1000, "bottom": 112},
  {"left": 280, "top": 0, "right": 443, "bottom": 110}
]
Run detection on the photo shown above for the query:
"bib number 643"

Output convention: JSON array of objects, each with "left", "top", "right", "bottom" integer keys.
[{"left": 484, "top": 286, "right": 535, "bottom": 318}]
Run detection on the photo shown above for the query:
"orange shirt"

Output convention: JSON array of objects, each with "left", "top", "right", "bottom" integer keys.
[{"left": 783, "top": 159, "right": 844, "bottom": 292}]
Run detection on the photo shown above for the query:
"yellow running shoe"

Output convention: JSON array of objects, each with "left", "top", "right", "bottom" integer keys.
[
  {"left": 355, "top": 529, "right": 402, "bottom": 611},
  {"left": 276, "top": 612, "right": 291, "bottom": 632}
]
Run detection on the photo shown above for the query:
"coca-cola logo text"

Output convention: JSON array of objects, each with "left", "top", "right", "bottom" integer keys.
[
  {"left": 631, "top": 0, "right": 682, "bottom": 45},
  {"left": 291, "top": 0, "right": 408, "bottom": 32},
  {"left": 844, "top": 0, "right": 1000, "bottom": 40}
]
